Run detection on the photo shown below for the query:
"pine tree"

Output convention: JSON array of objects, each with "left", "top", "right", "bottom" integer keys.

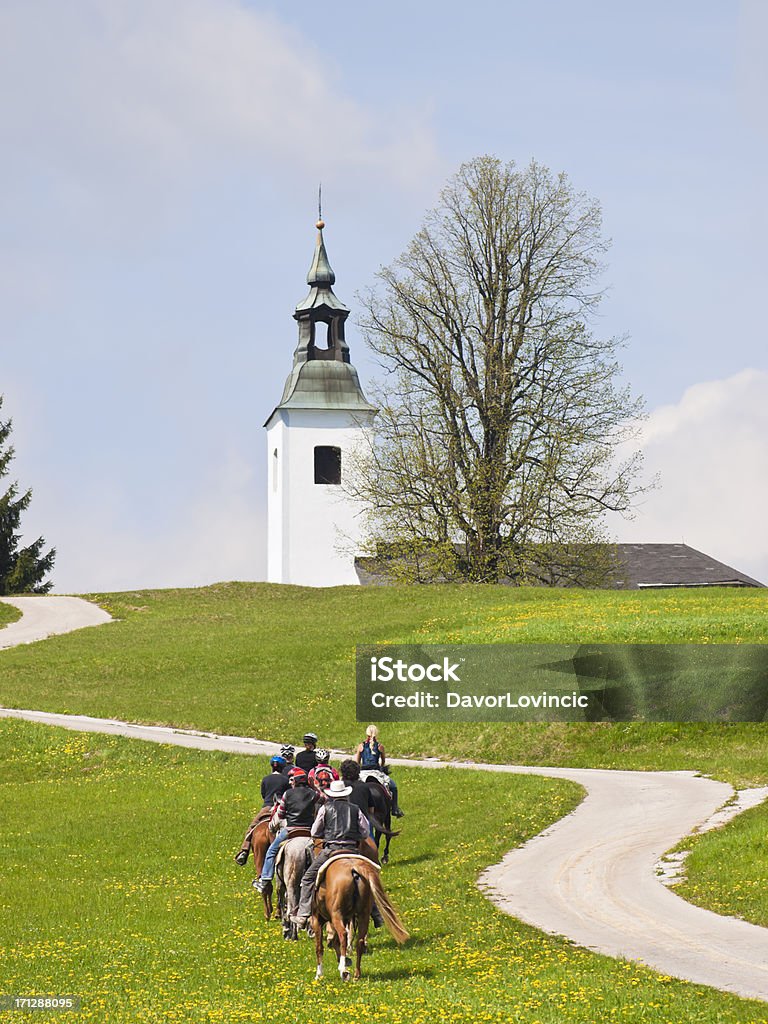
[{"left": 0, "top": 396, "right": 55, "bottom": 594}]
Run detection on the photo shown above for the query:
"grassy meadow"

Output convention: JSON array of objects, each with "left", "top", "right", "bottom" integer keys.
[
  {"left": 0, "top": 600, "right": 21, "bottom": 626},
  {"left": 0, "top": 583, "right": 766, "bottom": 782},
  {"left": 3, "top": 718, "right": 768, "bottom": 1024},
  {"left": 676, "top": 800, "right": 768, "bottom": 928},
  {"left": 2, "top": 583, "right": 768, "bottom": 1023}
]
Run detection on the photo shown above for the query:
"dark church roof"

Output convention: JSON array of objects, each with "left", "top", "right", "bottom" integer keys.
[
  {"left": 608, "top": 544, "right": 764, "bottom": 589},
  {"left": 355, "top": 543, "right": 765, "bottom": 589}
]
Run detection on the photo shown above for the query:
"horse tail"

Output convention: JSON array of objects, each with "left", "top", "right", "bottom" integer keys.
[
  {"left": 351, "top": 861, "right": 409, "bottom": 945},
  {"left": 369, "top": 814, "right": 401, "bottom": 839}
]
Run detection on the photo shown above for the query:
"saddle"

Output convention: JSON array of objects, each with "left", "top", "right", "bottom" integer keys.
[
  {"left": 360, "top": 769, "right": 392, "bottom": 799},
  {"left": 254, "top": 805, "right": 273, "bottom": 827},
  {"left": 316, "top": 852, "right": 381, "bottom": 884},
  {"left": 287, "top": 827, "right": 312, "bottom": 839},
  {"left": 311, "top": 836, "right": 378, "bottom": 860}
]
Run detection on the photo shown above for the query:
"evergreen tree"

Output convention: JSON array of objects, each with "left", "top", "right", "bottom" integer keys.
[{"left": 0, "top": 396, "right": 55, "bottom": 594}]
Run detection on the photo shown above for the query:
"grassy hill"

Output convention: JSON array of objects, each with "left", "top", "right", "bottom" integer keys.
[
  {"left": 3, "top": 584, "right": 768, "bottom": 1023},
  {"left": 0, "top": 582, "right": 766, "bottom": 783},
  {"left": 0, "top": 600, "right": 21, "bottom": 626},
  {"left": 2, "top": 717, "right": 766, "bottom": 1024}
]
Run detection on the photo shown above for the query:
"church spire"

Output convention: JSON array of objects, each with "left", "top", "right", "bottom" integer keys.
[
  {"left": 306, "top": 187, "right": 335, "bottom": 286},
  {"left": 306, "top": 218, "right": 336, "bottom": 287},
  {"left": 292, "top": 212, "right": 350, "bottom": 363},
  {"left": 265, "top": 210, "right": 376, "bottom": 418}
]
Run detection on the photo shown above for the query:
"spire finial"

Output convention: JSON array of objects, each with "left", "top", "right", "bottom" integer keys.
[
  {"left": 306, "top": 190, "right": 334, "bottom": 287},
  {"left": 316, "top": 183, "right": 324, "bottom": 230}
]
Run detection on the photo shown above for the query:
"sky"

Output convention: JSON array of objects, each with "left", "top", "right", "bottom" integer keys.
[{"left": 1, "top": 0, "right": 766, "bottom": 592}]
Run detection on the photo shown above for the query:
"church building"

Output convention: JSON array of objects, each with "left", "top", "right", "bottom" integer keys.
[
  {"left": 265, "top": 219, "right": 377, "bottom": 587},
  {"left": 265, "top": 220, "right": 763, "bottom": 592}
]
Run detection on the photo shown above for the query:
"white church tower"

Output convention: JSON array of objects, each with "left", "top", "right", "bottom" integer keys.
[{"left": 265, "top": 217, "right": 377, "bottom": 587}]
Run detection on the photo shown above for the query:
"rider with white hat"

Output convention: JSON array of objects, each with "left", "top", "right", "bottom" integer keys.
[{"left": 292, "top": 778, "right": 370, "bottom": 929}]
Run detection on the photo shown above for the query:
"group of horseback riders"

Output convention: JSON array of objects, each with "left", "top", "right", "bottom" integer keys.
[{"left": 234, "top": 726, "right": 404, "bottom": 931}]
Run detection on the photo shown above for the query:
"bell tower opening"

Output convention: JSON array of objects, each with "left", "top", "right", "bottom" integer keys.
[
  {"left": 310, "top": 318, "right": 334, "bottom": 354},
  {"left": 314, "top": 445, "right": 341, "bottom": 485}
]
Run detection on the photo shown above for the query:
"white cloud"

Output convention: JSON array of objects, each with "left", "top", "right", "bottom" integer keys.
[
  {"left": 607, "top": 369, "right": 768, "bottom": 585},
  {"left": 48, "top": 448, "right": 266, "bottom": 593},
  {"left": 0, "top": 0, "right": 438, "bottom": 194}
]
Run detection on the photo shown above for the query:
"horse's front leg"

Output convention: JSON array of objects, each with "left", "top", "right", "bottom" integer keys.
[
  {"left": 284, "top": 874, "right": 299, "bottom": 940},
  {"left": 313, "top": 915, "right": 324, "bottom": 980},
  {"left": 278, "top": 882, "right": 293, "bottom": 940},
  {"left": 262, "top": 882, "right": 273, "bottom": 921}
]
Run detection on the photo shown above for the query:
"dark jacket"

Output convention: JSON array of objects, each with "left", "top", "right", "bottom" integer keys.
[
  {"left": 282, "top": 786, "right": 317, "bottom": 828},
  {"left": 348, "top": 779, "right": 372, "bottom": 820},
  {"left": 323, "top": 799, "right": 364, "bottom": 847},
  {"left": 261, "top": 772, "right": 289, "bottom": 806}
]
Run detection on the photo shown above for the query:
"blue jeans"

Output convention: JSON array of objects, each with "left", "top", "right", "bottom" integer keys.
[
  {"left": 388, "top": 776, "right": 399, "bottom": 805},
  {"left": 260, "top": 828, "right": 289, "bottom": 881}
]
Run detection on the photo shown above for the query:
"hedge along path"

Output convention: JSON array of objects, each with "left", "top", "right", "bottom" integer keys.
[{"left": 2, "top": 597, "right": 768, "bottom": 1003}]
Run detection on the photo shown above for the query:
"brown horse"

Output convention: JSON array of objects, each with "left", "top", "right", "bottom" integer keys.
[
  {"left": 250, "top": 814, "right": 274, "bottom": 920},
  {"left": 312, "top": 856, "right": 408, "bottom": 981}
]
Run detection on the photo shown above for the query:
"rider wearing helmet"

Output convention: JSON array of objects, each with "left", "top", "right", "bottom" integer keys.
[
  {"left": 253, "top": 766, "right": 319, "bottom": 892},
  {"left": 308, "top": 751, "right": 340, "bottom": 796},
  {"left": 295, "top": 733, "right": 319, "bottom": 773},
  {"left": 279, "top": 745, "right": 296, "bottom": 775},
  {"left": 262, "top": 756, "right": 290, "bottom": 804},
  {"left": 234, "top": 754, "right": 289, "bottom": 866},
  {"left": 355, "top": 724, "right": 404, "bottom": 817}
]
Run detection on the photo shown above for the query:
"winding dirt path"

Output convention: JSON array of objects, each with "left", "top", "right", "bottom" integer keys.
[
  {"left": 2, "top": 597, "right": 768, "bottom": 1001},
  {"left": 0, "top": 595, "right": 112, "bottom": 648}
]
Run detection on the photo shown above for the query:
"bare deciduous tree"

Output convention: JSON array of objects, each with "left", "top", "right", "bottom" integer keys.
[{"left": 353, "top": 156, "right": 646, "bottom": 584}]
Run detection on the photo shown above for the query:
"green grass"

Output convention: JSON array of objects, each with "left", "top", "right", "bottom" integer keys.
[
  {"left": 3, "top": 719, "right": 768, "bottom": 1024},
  {"left": 0, "top": 583, "right": 766, "bottom": 783},
  {"left": 675, "top": 800, "right": 768, "bottom": 928},
  {"left": 0, "top": 601, "right": 21, "bottom": 627}
]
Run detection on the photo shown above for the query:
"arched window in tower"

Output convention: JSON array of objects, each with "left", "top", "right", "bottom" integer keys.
[
  {"left": 314, "top": 445, "right": 341, "bottom": 485},
  {"left": 272, "top": 448, "right": 278, "bottom": 491},
  {"left": 312, "top": 319, "right": 333, "bottom": 352}
]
